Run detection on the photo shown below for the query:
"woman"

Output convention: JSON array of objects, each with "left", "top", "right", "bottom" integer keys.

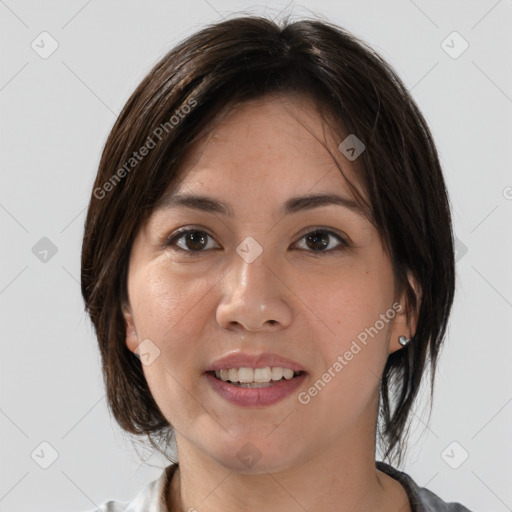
[{"left": 81, "top": 15, "right": 473, "bottom": 512}]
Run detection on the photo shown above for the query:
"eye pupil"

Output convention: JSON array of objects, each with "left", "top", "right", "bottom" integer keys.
[
  {"left": 185, "top": 231, "right": 207, "bottom": 250},
  {"left": 305, "top": 231, "right": 329, "bottom": 251}
]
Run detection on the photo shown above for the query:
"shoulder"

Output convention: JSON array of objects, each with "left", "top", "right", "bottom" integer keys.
[
  {"left": 83, "top": 464, "right": 178, "bottom": 512},
  {"left": 376, "top": 461, "right": 474, "bottom": 512}
]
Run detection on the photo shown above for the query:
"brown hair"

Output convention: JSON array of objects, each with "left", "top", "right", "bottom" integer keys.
[{"left": 81, "top": 14, "right": 455, "bottom": 466}]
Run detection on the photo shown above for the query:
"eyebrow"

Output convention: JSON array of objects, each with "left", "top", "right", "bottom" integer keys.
[{"left": 154, "top": 192, "right": 367, "bottom": 219}]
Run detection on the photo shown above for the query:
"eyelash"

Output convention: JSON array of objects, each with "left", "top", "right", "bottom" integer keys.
[{"left": 164, "top": 226, "right": 350, "bottom": 257}]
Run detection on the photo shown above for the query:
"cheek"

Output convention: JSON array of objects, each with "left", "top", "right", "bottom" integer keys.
[
  {"left": 305, "top": 287, "right": 392, "bottom": 420},
  {"left": 133, "top": 263, "right": 217, "bottom": 341},
  {"left": 300, "top": 260, "right": 393, "bottom": 339},
  {"left": 133, "top": 267, "right": 216, "bottom": 424},
  {"left": 130, "top": 265, "right": 214, "bottom": 395},
  {"left": 299, "top": 257, "right": 394, "bottom": 387}
]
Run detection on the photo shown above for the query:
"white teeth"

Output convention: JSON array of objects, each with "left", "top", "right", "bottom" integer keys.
[
  {"left": 238, "top": 367, "right": 253, "bottom": 383},
  {"left": 271, "top": 367, "right": 283, "bottom": 380},
  {"left": 213, "top": 366, "right": 300, "bottom": 384},
  {"left": 282, "top": 368, "right": 294, "bottom": 380},
  {"left": 254, "top": 367, "right": 272, "bottom": 382}
]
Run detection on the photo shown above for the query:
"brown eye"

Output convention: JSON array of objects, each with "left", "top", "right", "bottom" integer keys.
[
  {"left": 182, "top": 231, "right": 208, "bottom": 251},
  {"left": 166, "top": 229, "right": 220, "bottom": 254},
  {"left": 294, "top": 229, "right": 349, "bottom": 253},
  {"left": 305, "top": 231, "right": 330, "bottom": 251}
]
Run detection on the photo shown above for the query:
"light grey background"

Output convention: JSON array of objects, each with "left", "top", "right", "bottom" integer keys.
[{"left": 1, "top": 1, "right": 511, "bottom": 511}]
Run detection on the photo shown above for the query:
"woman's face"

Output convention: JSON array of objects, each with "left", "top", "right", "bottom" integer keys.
[{"left": 123, "top": 94, "right": 415, "bottom": 472}]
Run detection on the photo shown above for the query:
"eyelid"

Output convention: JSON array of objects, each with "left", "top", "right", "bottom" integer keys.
[{"left": 294, "top": 225, "right": 348, "bottom": 242}]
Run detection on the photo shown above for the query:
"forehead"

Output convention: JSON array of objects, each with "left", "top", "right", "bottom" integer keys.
[{"left": 164, "top": 95, "right": 365, "bottom": 207}]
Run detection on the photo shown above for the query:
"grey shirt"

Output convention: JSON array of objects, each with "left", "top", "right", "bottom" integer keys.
[
  {"left": 92, "top": 462, "right": 474, "bottom": 511},
  {"left": 376, "top": 461, "right": 473, "bottom": 511}
]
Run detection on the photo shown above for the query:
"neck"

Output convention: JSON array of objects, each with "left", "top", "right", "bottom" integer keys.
[{"left": 167, "top": 427, "right": 409, "bottom": 511}]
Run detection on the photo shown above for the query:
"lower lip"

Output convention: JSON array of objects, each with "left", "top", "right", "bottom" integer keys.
[{"left": 205, "top": 372, "right": 307, "bottom": 407}]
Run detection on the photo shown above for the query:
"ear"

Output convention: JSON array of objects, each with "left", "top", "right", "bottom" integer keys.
[
  {"left": 122, "top": 303, "right": 140, "bottom": 353},
  {"left": 388, "top": 271, "right": 422, "bottom": 354}
]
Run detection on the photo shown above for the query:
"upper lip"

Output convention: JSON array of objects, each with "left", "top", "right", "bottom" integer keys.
[{"left": 205, "top": 352, "right": 306, "bottom": 373}]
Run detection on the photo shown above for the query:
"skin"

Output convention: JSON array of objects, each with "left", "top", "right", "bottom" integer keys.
[{"left": 123, "top": 94, "right": 419, "bottom": 512}]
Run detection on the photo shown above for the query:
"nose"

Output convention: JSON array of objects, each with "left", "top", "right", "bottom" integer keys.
[{"left": 215, "top": 247, "right": 293, "bottom": 333}]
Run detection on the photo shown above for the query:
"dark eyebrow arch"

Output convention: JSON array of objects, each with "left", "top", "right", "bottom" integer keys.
[{"left": 155, "top": 193, "right": 367, "bottom": 219}]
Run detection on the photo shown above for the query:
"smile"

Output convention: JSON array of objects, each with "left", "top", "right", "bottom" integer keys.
[
  {"left": 213, "top": 366, "right": 302, "bottom": 386},
  {"left": 205, "top": 368, "right": 307, "bottom": 406}
]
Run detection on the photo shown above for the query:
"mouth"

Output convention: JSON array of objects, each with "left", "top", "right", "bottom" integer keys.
[
  {"left": 205, "top": 366, "right": 307, "bottom": 407},
  {"left": 207, "top": 367, "right": 306, "bottom": 388}
]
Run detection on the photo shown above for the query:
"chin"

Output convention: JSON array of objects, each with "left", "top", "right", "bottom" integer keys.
[{"left": 206, "top": 432, "right": 302, "bottom": 475}]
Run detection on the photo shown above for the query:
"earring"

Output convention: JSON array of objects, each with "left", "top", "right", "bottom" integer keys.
[{"left": 398, "top": 335, "right": 411, "bottom": 347}]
